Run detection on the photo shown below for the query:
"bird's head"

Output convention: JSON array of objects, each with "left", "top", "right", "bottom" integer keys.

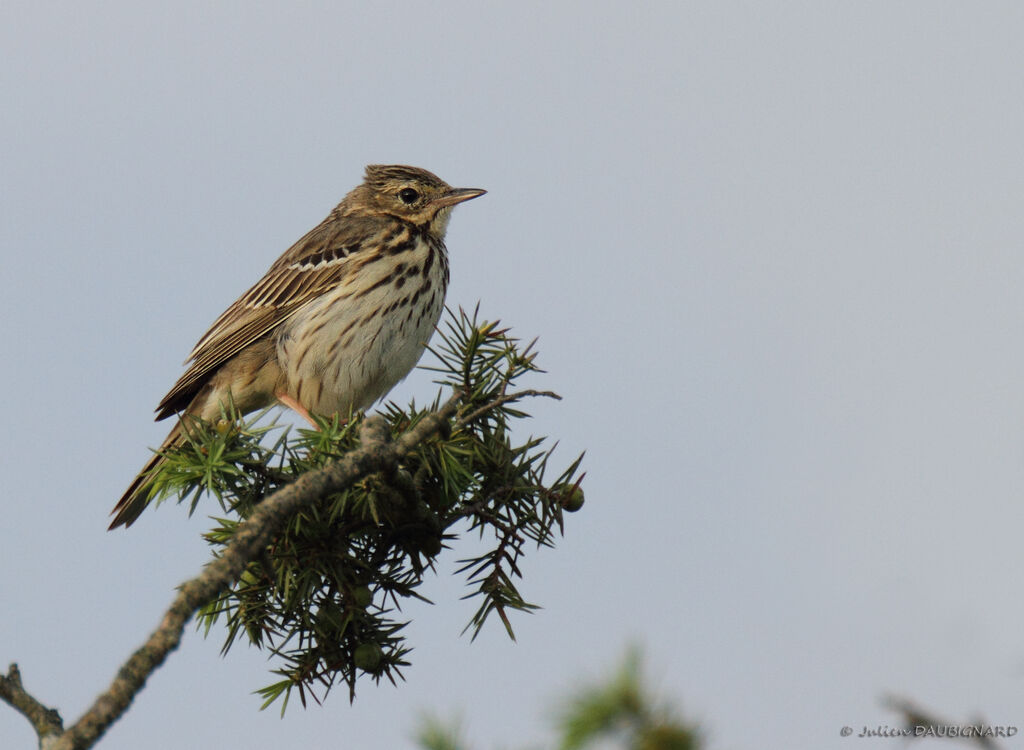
[{"left": 355, "top": 164, "right": 486, "bottom": 236}]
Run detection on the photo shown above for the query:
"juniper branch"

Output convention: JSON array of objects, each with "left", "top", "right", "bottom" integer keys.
[{"left": 50, "top": 395, "right": 461, "bottom": 750}]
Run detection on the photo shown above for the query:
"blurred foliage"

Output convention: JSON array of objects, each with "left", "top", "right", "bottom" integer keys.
[
  {"left": 145, "top": 307, "right": 585, "bottom": 711},
  {"left": 417, "top": 648, "right": 699, "bottom": 750}
]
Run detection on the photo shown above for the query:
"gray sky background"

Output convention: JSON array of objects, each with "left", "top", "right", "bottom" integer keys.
[{"left": 3, "top": 2, "right": 1024, "bottom": 749}]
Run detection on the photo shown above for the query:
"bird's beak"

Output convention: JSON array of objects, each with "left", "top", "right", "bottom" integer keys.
[{"left": 433, "top": 187, "right": 486, "bottom": 208}]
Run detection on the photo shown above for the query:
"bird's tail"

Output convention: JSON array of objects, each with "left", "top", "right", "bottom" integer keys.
[{"left": 109, "top": 420, "right": 186, "bottom": 530}]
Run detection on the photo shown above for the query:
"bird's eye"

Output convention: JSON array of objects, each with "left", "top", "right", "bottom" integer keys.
[{"left": 398, "top": 188, "right": 420, "bottom": 204}]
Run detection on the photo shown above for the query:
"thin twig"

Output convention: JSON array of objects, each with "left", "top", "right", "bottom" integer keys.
[{"left": 454, "top": 389, "right": 561, "bottom": 432}]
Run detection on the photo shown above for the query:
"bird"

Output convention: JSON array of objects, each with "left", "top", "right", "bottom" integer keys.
[{"left": 110, "top": 164, "right": 485, "bottom": 529}]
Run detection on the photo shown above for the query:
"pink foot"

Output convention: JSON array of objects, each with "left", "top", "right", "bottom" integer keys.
[{"left": 276, "top": 392, "right": 319, "bottom": 428}]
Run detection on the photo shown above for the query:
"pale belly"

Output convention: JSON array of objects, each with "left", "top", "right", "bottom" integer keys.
[{"left": 275, "top": 257, "right": 446, "bottom": 416}]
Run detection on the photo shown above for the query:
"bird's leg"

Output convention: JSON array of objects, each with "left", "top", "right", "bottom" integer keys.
[{"left": 276, "top": 392, "right": 320, "bottom": 429}]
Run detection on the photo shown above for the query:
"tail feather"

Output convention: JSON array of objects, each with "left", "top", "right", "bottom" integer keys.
[{"left": 109, "top": 421, "right": 186, "bottom": 530}]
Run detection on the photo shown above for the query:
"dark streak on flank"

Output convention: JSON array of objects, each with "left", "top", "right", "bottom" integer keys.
[
  {"left": 336, "top": 317, "right": 360, "bottom": 340},
  {"left": 386, "top": 238, "right": 418, "bottom": 256},
  {"left": 355, "top": 272, "right": 396, "bottom": 298},
  {"left": 306, "top": 316, "right": 330, "bottom": 339}
]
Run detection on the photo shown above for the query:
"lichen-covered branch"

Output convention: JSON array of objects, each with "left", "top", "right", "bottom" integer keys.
[{"left": 0, "top": 663, "right": 63, "bottom": 749}]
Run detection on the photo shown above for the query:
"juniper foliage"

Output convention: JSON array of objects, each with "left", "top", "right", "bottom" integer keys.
[{"left": 144, "top": 307, "right": 585, "bottom": 711}]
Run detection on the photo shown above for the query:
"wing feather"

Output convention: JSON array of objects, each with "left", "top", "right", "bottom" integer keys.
[{"left": 155, "top": 212, "right": 380, "bottom": 419}]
